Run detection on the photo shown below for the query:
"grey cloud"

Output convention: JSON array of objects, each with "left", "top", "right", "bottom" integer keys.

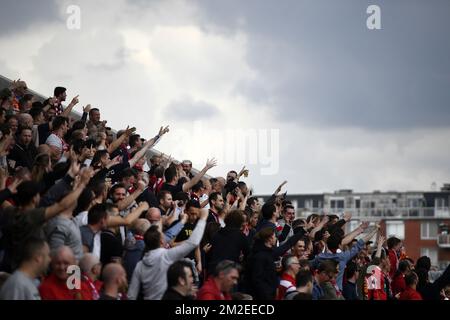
[
  {"left": 0, "top": 0, "right": 62, "bottom": 36},
  {"left": 85, "top": 48, "right": 127, "bottom": 72},
  {"left": 194, "top": 0, "right": 450, "bottom": 130},
  {"left": 165, "top": 97, "right": 220, "bottom": 121}
]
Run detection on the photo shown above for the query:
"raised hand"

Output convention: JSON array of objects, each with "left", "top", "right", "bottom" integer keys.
[
  {"left": 83, "top": 104, "right": 92, "bottom": 113},
  {"left": 320, "top": 215, "right": 330, "bottom": 226},
  {"left": 275, "top": 180, "right": 287, "bottom": 194},
  {"left": 205, "top": 158, "right": 217, "bottom": 170},
  {"left": 70, "top": 95, "right": 79, "bottom": 106},
  {"left": 158, "top": 125, "right": 170, "bottom": 136},
  {"left": 124, "top": 126, "right": 137, "bottom": 137},
  {"left": 238, "top": 166, "right": 249, "bottom": 178},
  {"left": 359, "top": 221, "right": 370, "bottom": 231},
  {"left": 306, "top": 218, "right": 316, "bottom": 230},
  {"left": 79, "top": 167, "right": 94, "bottom": 186}
]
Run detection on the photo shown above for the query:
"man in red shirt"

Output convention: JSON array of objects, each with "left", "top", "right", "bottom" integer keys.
[
  {"left": 400, "top": 272, "right": 422, "bottom": 300},
  {"left": 79, "top": 253, "right": 103, "bottom": 300},
  {"left": 197, "top": 260, "right": 240, "bottom": 300},
  {"left": 39, "top": 246, "right": 83, "bottom": 300},
  {"left": 277, "top": 254, "right": 300, "bottom": 299}
]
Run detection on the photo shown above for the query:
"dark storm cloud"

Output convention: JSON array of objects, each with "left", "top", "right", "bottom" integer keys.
[
  {"left": 165, "top": 97, "right": 220, "bottom": 121},
  {"left": 0, "top": 0, "right": 62, "bottom": 35},
  {"left": 194, "top": 0, "right": 450, "bottom": 130}
]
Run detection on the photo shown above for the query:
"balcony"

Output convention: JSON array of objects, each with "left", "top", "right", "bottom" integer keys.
[
  {"left": 296, "top": 207, "right": 450, "bottom": 219},
  {"left": 437, "top": 234, "right": 450, "bottom": 248}
]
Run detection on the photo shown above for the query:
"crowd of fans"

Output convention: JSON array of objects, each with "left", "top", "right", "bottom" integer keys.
[{"left": 0, "top": 79, "right": 449, "bottom": 300}]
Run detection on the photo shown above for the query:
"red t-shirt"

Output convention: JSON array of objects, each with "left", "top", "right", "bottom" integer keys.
[
  {"left": 399, "top": 287, "right": 422, "bottom": 300},
  {"left": 391, "top": 274, "right": 406, "bottom": 296},
  {"left": 276, "top": 273, "right": 296, "bottom": 300},
  {"left": 39, "top": 274, "right": 83, "bottom": 300},
  {"left": 79, "top": 274, "right": 103, "bottom": 300},
  {"left": 197, "top": 277, "right": 232, "bottom": 300}
]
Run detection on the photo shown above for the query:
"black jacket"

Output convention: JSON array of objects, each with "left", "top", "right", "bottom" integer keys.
[
  {"left": 208, "top": 227, "right": 250, "bottom": 274},
  {"left": 8, "top": 142, "right": 37, "bottom": 170},
  {"left": 417, "top": 264, "right": 450, "bottom": 300},
  {"left": 162, "top": 288, "right": 193, "bottom": 300},
  {"left": 245, "top": 228, "right": 306, "bottom": 300}
]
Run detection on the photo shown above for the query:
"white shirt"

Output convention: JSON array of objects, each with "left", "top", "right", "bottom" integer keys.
[
  {"left": 92, "top": 232, "right": 101, "bottom": 259},
  {"left": 74, "top": 211, "right": 88, "bottom": 227},
  {"left": 199, "top": 194, "right": 210, "bottom": 209}
]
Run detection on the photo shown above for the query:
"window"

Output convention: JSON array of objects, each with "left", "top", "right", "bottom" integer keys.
[
  {"left": 435, "top": 198, "right": 446, "bottom": 208},
  {"left": 408, "top": 198, "right": 422, "bottom": 208},
  {"left": 355, "top": 199, "right": 360, "bottom": 209},
  {"left": 386, "top": 221, "right": 405, "bottom": 240},
  {"left": 330, "top": 199, "right": 344, "bottom": 209},
  {"left": 421, "top": 222, "right": 438, "bottom": 239},
  {"left": 420, "top": 247, "right": 438, "bottom": 267},
  {"left": 304, "top": 199, "right": 313, "bottom": 210}
]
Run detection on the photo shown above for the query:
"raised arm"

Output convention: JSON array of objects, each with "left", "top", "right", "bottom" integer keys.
[
  {"left": 363, "top": 225, "right": 381, "bottom": 244},
  {"left": 129, "top": 126, "right": 169, "bottom": 167},
  {"left": 165, "top": 208, "right": 208, "bottom": 263},
  {"left": 182, "top": 158, "right": 217, "bottom": 192},
  {"left": 44, "top": 167, "right": 93, "bottom": 221},
  {"left": 116, "top": 181, "right": 146, "bottom": 211},
  {"left": 107, "top": 126, "right": 136, "bottom": 154},
  {"left": 375, "top": 233, "right": 385, "bottom": 259},
  {"left": 274, "top": 180, "right": 287, "bottom": 196},
  {"left": 107, "top": 202, "right": 149, "bottom": 228},
  {"left": 237, "top": 166, "right": 249, "bottom": 181},
  {"left": 341, "top": 222, "right": 369, "bottom": 246},
  {"left": 309, "top": 215, "right": 329, "bottom": 240},
  {"left": 61, "top": 95, "right": 79, "bottom": 117}
]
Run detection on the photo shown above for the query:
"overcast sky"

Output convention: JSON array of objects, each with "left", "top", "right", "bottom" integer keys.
[{"left": 1, "top": 0, "right": 449, "bottom": 195}]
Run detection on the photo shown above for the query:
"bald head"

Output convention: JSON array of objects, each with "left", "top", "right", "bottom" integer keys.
[
  {"left": 131, "top": 218, "right": 151, "bottom": 236},
  {"left": 52, "top": 246, "right": 75, "bottom": 261},
  {"left": 79, "top": 253, "right": 100, "bottom": 274},
  {"left": 146, "top": 207, "right": 161, "bottom": 224},
  {"left": 102, "top": 263, "right": 127, "bottom": 292}
]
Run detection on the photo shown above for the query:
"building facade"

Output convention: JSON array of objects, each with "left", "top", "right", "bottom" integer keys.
[{"left": 258, "top": 185, "right": 450, "bottom": 269}]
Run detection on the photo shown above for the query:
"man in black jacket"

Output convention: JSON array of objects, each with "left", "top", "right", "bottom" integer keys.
[
  {"left": 207, "top": 210, "right": 250, "bottom": 274},
  {"left": 8, "top": 126, "right": 37, "bottom": 170},
  {"left": 245, "top": 225, "right": 307, "bottom": 300}
]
